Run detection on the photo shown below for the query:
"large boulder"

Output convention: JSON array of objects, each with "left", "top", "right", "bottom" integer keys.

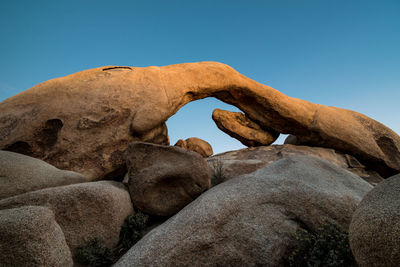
[
  {"left": 125, "top": 142, "right": 211, "bottom": 216},
  {"left": 0, "top": 206, "right": 72, "bottom": 267},
  {"left": 212, "top": 108, "right": 279, "bottom": 146},
  {"left": 0, "top": 181, "right": 133, "bottom": 252},
  {"left": 0, "top": 62, "right": 398, "bottom": 178},
  {"left": 115, "top": 155, "right": 372, "bottom": 266},
  {"left": 0, "top": 150, "right": 88, "bottom": 199},
  {"left": 174, "top": 137, "right": 213, "bottom": 157},
  {"left": 208, "top": 144, "right": 383, "bottom": 186},
  {"left": 349, "top": 173, "right": 400, "bottom": 266}
]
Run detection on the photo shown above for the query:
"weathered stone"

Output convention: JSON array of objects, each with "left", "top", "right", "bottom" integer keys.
[
  {"left": 125, "top": 142, "right": 211, "bottom": 216},
  {"left": 0, "top": 206, "right": 72, "bottom": 267},
  {"left": 208, "top": 145, "right": 383, "bottom": 186},
  {"left": 115, "top": 156, "right": 372, "bottom": 266},
  {"left": 0, "top": 62, "right": 399, "bottom": 178},
  {"left": 0, "top": 150, "right": 88, "bottom": 199},
  {"left": 349, "top": 173, "right": 400, "bottom": 267},
  {"left": 212, "top": 108, "right": 279, "bottom": 146},
  {"left": 0, "top": 181, "right": 133, "bottom": 252},
  {"left": 284, "top": 134, "right": 298, "bottom": 145},
  {"left": 174, "top": 137, "right": 213, "bottom": 157}
]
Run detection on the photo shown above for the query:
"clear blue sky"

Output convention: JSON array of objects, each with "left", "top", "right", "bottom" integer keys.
[{"left": 1, "top": 0, "right": 399, "bottom": 154}]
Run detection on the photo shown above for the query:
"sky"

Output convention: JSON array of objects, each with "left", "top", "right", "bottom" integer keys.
[{"left": 1, "top": 0, "right": 399, "bottom": 154}]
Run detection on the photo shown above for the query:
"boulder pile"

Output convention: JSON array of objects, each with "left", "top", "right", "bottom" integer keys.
[
  {"left": 0, "top": 62, "right": 398, "bottom": 266},
  {"left": 115, "top": 155, "right": 372, "bottom": 266}
]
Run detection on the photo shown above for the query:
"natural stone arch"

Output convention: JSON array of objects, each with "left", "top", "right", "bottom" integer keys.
[{"left": 0, "top": 62, "right": 399, "bottom": 179}]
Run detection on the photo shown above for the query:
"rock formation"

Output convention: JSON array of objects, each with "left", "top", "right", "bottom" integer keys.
[
  {"left": 349, "top": 173, "right": 400, "bottom": 266},
  {"left": 212, "top": 108, "right": 279, "bottom": 146},
  {"left": 0, "top": 150, "right": 88, "bottom": 199},
  {"left": 174, "top": 137, "right": 213, "bottom": 157},
  {"left": 284, "top": 134, "right": 298, "bottom": 145},
  {"left": 125, "top": 142, "right": 211, "bottom": 216},
  {"left": 208, "top": 144, "right": 383, "bottom": 186},
  {"left": 115, "top": 156, "right": 372, "bottom": 266},
  {"left": 0, "top": 181, "right": 133, "bottom": 252},
  {"left": 0, "top": 62, "right": 399, "bottom": 179},
  {"left": 0, "top": 206, "right": 73, "bottom": 267}
]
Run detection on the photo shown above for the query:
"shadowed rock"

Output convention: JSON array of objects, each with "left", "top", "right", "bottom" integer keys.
[
  {"left": 212, "top": 108, "right": 279, "bottom": 146},
  {"left": 349, "top": 173, "right": 400, "bottom": 266},
  {"left": 0, "top": 62, "right": 399, "bottom": 179},
  {"left": 115, "top": 156, "right": 372, "bottom": 266},
  {"left": 125, "top": 142, "right": 211, "bottom": 216},
  {"left": 0, "top": 206, "right": 73, "bottom": 267},
  {"left": 0, "top": 150, "right": 88, "bottom": 199},
  {"left": 0, "top": 181, "right": 133, "bottom": 252},
  {"left": 284, "top": 134, "right": 298, "bottom": 145},
  {"left": 208, "top": 145, "right": 383, "bottom": 186}
]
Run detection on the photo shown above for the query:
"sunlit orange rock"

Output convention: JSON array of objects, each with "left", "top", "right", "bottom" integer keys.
[
  {"left": 174, "top": 137, "right": 213, "bottom": 157},
  {"left": 0, "top": 62, "right": 399, "bottom": 179},
  {"left": 212, "top": 109, "right": 279, "bottom": 147}
]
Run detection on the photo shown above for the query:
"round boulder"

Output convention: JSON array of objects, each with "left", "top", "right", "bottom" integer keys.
[
  {"left": 0, "top": 181, "right": 133, "bottom": 252},
  {"left": 0, "top": 150, "right": 88, "bottom": 199},
  {"left": 349, "top": 173, "right": 400, "bottom": 266},
  {"left": 125, "top": 142, "right": 211, "bottom": 216},
  {"left": 174, "top": 137, "right": 213, "bottom": 157},
  {"left": 0, "top": 206, "right": 72, "bottom": 266}
]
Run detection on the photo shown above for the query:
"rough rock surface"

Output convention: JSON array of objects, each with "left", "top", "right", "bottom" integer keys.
[
  {"left": 0, "top": 206, "right": 72, "bottom": 267},
  {"left": 208, "top": 145, "right": 383, "bottom": 186},
  {"left": 125, "top": 142, "right": 211, "bottom": 216},
  {"left": 349, "top": 173, "right": 400, "bottom": 266},
  {"left": 0, "top": 181, "right": 133, "bottom": 252},
  {"left": 284, "top": 134, "right": 298, "bottom": 145},
  {"left": 0, "top": 150, "right": 88, "bottom": 199},
  {"left": 174, "top": 137, "right": 213, "bottom": 157},
  {"left": 212, "top": 108, "right": 279, "bottom": 146},
  {"left": 115, "top": 156, "right": 372, "bottom": 266},
  {"left": 0, "top": 62, "right": 399, "bottom": 178}
]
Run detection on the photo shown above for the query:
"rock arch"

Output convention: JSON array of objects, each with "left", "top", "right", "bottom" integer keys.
[{"left": 0, "top": 62, "right": 399, "bottom": 179}]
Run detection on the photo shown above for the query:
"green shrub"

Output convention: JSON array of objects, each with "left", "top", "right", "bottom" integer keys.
[
  {"left": 74, "top": 212, "right": 149, "bottom": 266},
  {"left": 117, "top": 211, "right": 149, "bottom": 252},
  {"left": 210, "top": 158, "right": 226, "bottom": 185},
  {"left": 74, "top": 238, "right": 115, "bottom": 267},
  {"left": 287, "top": 220, "right": 357, "bottom": 267}
]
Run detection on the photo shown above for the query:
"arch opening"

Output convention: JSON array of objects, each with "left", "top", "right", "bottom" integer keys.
[{"left": 166, "top": 97, "right": 247, "bottom": 155}]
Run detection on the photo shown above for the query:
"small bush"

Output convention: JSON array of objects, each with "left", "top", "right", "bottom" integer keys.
[
  {"left": 74, "top": 212, "right": 149, "bottom": 266},
  {"left": 74, "top": 238, "right": 115, "bottom": 267},
  {"left": 287, "top": 220, "right": 357, "bottom": 267},
  {"left": 210, "top": 158, "right": 226, "bottom": 185},
  {"left": 116, "top": 211, "right": 149, "bottom": 252}
]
